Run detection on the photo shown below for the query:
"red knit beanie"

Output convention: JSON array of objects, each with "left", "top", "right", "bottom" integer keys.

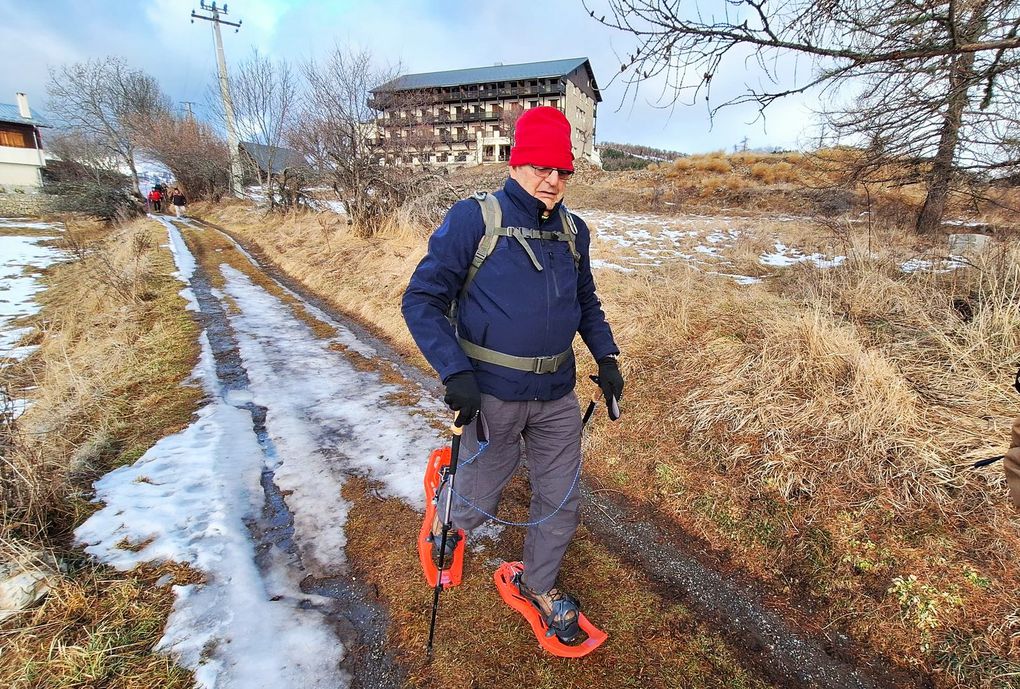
[{"left": 508, "top": 106, "right": 574, "bottom": 171}]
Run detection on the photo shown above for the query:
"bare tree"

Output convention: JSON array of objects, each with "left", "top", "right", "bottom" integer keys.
[
  {"left": 47, "top": 57, "right": 170, "bottom": 197},
  {"left": 589, "top": 0, "right": 1020, "bottom": 233},
  {"left": 295, "top": 46, "right": 446, "bottom": 235},
  {"left": 47, "top": 131, "right": 123, "bottom": 185},
  {"left": 141, "top": 113, "right": 231, "bottom": 201},
  {"left": 221, "top": 48, "right": 301, "bottom": 210},
  {"left": 498, "top": 103, "right": 526, "bottom": 147}
]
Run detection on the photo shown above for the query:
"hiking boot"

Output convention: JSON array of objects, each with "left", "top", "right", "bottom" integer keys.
[
  {"left": 427, "top": 516, "right": 462, "bottom": 568},
  {"left": 516, "top": 577, "right": 581, "bottom": 644}
]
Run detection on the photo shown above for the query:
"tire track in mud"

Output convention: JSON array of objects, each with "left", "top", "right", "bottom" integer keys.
[
  {"left": 189, "top": 215, "right": 920, "bottom": 689},
  {"left": 170, "top": 218, "right": 403, "bottom": 689}
]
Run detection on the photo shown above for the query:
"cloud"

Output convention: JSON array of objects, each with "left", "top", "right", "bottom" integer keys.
[{"left": 2, "top": 0, "right": 823, "bottom": 152}]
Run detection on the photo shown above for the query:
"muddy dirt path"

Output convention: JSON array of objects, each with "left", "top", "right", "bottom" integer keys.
[{"left": 187, "top": 214, "right": 918, "bottom": 689}]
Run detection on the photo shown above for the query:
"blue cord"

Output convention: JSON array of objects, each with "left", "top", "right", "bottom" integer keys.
[
  {"left": 446, "top": 440, "right": 583, "bottom": 527},
  {"left": 458, "top": 441, "right": 488, "bottom": 467}
]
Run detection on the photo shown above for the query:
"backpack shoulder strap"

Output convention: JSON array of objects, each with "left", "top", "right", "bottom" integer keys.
[
  {"left": 558, "top": 206, "right": 581, "bottom": 269},
  {"left": 462, "top": 192, "right": 502, "bottom": 296}
]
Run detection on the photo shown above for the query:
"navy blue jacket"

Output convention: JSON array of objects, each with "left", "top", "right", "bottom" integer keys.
[{"left": 401, "top": 177, "right": 619, "bottom": 401}]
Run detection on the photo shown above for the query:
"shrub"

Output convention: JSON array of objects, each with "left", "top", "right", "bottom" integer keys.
[{"left": 43, "top": 181, "right": 144, "bottom": 223}]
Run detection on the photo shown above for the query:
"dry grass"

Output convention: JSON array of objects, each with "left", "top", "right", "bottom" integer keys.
[
  {"left": 191, "top": 199, "right": 429, "bottom": 371},
  {"left": 587, "top": 149, "right": 1020, "bottom": 229},
  {"left": 0, "top": 560, "right": 199, "bottom": 689},
  {"left": 190, "top": 182, "right": 1020, "bottom": 685},
  {"left": 1, "top": 217, "right": 201, "bottom": 687},
  {"left": 342, "top": 475, "right": 768, "bottom": 689},
  {"left": 582, "top": 246, "right": 1020, "bottom": 681}
]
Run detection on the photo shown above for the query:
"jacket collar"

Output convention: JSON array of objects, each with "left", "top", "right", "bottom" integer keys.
[{"left": 503, "top": 176, "right": 561, "bottom": 222}]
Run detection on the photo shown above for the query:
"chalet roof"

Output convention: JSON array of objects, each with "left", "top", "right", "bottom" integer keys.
[
  {"left": 0, "top": 103, "right": 51, "bottom": 127},
  {"left": 239, "top": 141, "right": 305, "bottom": 175},
  {"left": 373, "top": 57, "right": 601, "bottom": 101}
]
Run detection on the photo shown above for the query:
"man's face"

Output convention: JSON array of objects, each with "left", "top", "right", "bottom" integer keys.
[{"left": 510, "top": 165, "right": 569, "bottom": 211}]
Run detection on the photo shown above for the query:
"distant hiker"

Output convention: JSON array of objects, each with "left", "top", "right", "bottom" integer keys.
[
  {"left": 402, "top": 106, "right": 623, "bottom": 644},
  {"left": 148, "top": 188, "right": 162, "bottom": 213},
  {"left": 170, "top": 187, "right": 187, "bottom": 218}
]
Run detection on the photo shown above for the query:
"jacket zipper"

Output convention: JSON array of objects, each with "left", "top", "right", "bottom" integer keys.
[{"left": 539, "top": 209, "right": 553, "bottom": 400}]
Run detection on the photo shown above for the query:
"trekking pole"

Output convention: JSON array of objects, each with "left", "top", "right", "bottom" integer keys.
[
  {"left": 582, "top": 386, "right": 600, "bottom": 427},
  {"left": 426, "top": 421, "right": 464, "bottom": 656},
  {"left": 973, "top": 454, "right": 1005, "bottom": 468},
  {"left": 584, "top": 374, "right": 620, "bottom": 426}
]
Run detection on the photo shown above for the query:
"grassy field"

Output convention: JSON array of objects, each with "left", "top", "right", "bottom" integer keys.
[
  {"left": 192, "top": 156, "right": 1020, "bottom": 687},
  {"left": 1, "top": 217, "right": 201, "bottom": 688}
]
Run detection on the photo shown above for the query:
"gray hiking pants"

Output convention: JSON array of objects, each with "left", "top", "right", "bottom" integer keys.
[{"left": 438, "top": 391, "right": 583, "bottom": 592}]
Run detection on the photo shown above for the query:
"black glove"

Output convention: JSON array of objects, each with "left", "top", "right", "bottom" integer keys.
[
  {"left": 443, "top": 371, "right": 481, "bottom": 427},
  {"left": 597, "top": 356, "right": 624, "bottom": 421}
]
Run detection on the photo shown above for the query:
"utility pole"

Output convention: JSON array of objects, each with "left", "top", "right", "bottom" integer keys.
[
  {"left": 191, "top": 1, "right": 243, "bottom": 197},
  {"left": 181, "top": 101, "right": 197, "bottom": 121}
]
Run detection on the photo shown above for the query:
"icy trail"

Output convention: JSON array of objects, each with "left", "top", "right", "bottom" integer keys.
[
  {"left": 76, "top": 216, "right": 442, "bottom": 688},
  {"left": 0, "top": 222, "right": 64, "bottom": 361}
]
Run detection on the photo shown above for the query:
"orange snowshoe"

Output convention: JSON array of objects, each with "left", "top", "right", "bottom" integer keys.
[
  {"left": 418, "top": 446, "right": 465, "bottom": 589},
  {"left": 493, "top": 561, "right": 607, "bottom": 658}
]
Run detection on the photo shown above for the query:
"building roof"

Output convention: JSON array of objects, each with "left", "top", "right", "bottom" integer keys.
[
  {"left": 0, "top": 103, "right": 51, "bottom": 127},
  {"left": 239, "top": 141, "right": 306, "bottom": 175},
  {"left": 373, "top": 57, "right": 600, "bottom": 100}
]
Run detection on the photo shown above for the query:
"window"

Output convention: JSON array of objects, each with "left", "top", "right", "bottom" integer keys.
[
  {"left": 529, "top": 100, "right": 538, "bottom": 109},
  {"left": 0, "top": 128, "right": 31, "bottom": 148}
]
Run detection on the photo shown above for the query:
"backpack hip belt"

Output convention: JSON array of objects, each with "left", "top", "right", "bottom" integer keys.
[{"left": 458, "top": 337, "right": 573, "bottom": 374}]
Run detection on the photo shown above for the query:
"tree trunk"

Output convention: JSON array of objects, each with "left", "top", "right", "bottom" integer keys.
[
  {"left": 915, "top": 9, "right": 986, "bottom": 235},
  {"left": 126, "top": 153, "right": 142, "bottom": 198}
]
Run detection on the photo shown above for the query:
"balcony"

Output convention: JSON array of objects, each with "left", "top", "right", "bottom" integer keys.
[{"left": 436, "top": 82, "right": 567, "bottom": 103}]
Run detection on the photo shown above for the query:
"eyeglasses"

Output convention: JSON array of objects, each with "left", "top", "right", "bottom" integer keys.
[{"left": 529, "top": 165, "right": 573, "bottom": 180}]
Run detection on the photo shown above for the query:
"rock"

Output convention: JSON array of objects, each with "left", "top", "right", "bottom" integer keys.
[
  {"left": 948, "top": 232, "right": 994, "bottom": 256},
  {"left": 0, "top": 550, "right": 59, "bottom": 621}
]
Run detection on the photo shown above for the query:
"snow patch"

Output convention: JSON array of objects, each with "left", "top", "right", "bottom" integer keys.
[
  {"left": 900, "top": 256, "right": 969, "bottom": 274},
  {"left": 75, "top": 336, "right": 349, "bottom": 689},
  {"left": 0, "top": 218, "right": 64, "bottom": 231},
  {"left": 151, "top": 215, "right": 199, "bottom": 311},
  {"left": 759, "top": 242, "right": 845, "bottom": 269},
  {"left": 590, "top": 259, "right": 635, "bottom": 273},
  {"left": 0, "top": 233, "right": 64, "bottom": 360},
  {"left": 217, "top": 263, "right": 443, "bottom": 570}
]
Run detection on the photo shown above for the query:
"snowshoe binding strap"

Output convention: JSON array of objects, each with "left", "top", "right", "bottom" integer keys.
[
  {"left": 427, "top": 529, "right": 462, "bottom": 566},
  {"left": 418, "top": 446, "right": 465, "bottom": 589},
  {"left": 517, "top": 580, "right": 582, "bottom": 644},
  {"left": 492, "top": 561, "right": 607, "bottom": 658}
]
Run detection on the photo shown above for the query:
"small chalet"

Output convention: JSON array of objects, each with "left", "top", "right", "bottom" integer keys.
[
  {"left": 239, "top": 141, "right": 306, "bottom": 182},
  {"left": 0, "top": 93, "right": 49, "bottom": 189}
]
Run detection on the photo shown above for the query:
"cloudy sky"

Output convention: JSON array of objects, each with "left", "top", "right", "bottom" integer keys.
[{"left": 1, "top": 0, "right": 823, "bottom": 153}]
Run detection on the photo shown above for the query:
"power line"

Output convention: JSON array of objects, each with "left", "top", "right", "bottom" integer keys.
[{"left": 191, "top": 1, "right": 243, "bottom": 197}]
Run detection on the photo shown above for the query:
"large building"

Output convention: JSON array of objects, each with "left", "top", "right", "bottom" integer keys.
[
  {"left": 370, "top": 57, "right": 601, "bottom": 167},
  {"left": 0, "top": 93, "right": 49, "bottom": 189}
]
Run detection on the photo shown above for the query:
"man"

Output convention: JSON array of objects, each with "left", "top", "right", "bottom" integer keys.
[
  {"left": 148, "top": 187, "right": 162, "bottom": 213},
  {"left": 401, "top": 106, "right": 623, "bottom": 643},
  {"left": 170, "top": 187, "right": 187, "bottom": 218}
]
